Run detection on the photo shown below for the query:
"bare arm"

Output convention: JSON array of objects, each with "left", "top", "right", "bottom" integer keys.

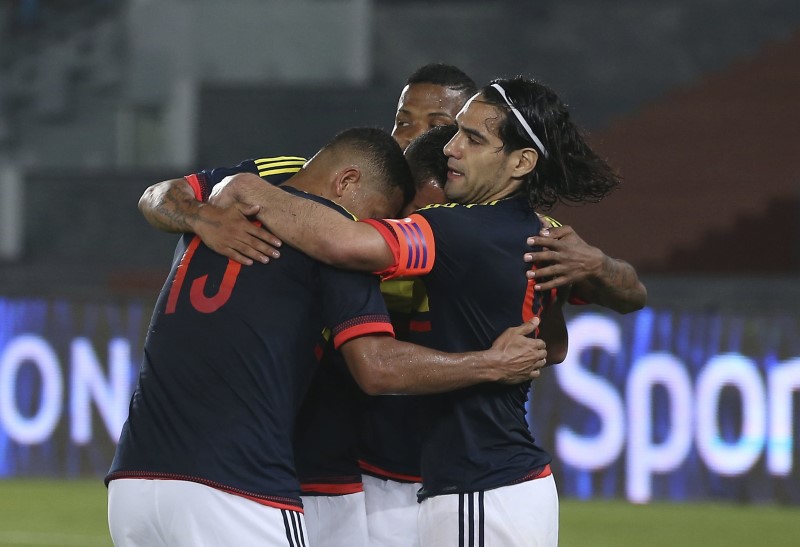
[
  {"left": 524, "top": 225, "right": 647, "bottom": 314},
  {"left": 210, "top": 172, "right": 394, "bottom": 272},
  {"left": 340, "top": 318, "right": 547, "bottom": 395},
  {"left": 138, "top": 177, "right": 282, "bottom": 265}
]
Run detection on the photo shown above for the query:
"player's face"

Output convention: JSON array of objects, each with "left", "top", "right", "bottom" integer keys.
[
  {"left": 400, "top": 178, "right": 446, "bottom": 217},
  {"left": 391, "top": 83, "right": 466, "bottom": 151},
  {"left": 443, "top": 95, "right": 522, "bottom": 204}
]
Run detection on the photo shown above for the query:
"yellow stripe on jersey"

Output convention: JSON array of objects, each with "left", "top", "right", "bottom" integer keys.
[
  {"left": 254, "top": 156, "right": 307, "bottom": 164},
  {"left": 254, "top": 156, "right": 306, "bottom": 178},
  {"left": 539, "top": 214, "right": 562, "bottom": 228},
  {"left": 257, "top": 166, "right": 305, "bottom": 177},
  {"left": 255, "top": 160, "right": 306, "bottom": 169}
]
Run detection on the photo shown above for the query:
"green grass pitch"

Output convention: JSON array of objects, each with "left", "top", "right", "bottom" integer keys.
[{"left": 0, "top": 479, "right": 798, "bottom": 546}]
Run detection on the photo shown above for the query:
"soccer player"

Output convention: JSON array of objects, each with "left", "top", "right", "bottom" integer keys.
[
  {"left": 371, "top": 64, "right": 644, "bottom": 547},
  {"left": 208, "top": 76, "right": 628, "bottom": 546},
  {"left": 137, "top": 65, "right": 644, "bottom": 546},
  {"left": 358, "top": 125, "right": 457, "bottom": 547},
  {"left": 106, "top": 127, "right": 549, "bottom": 547},
  {"left": 390, "top": 63, "right": 478, "bottom": 152}
]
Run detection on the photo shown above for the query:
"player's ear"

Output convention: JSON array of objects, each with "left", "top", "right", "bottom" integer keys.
[
  {"left": 512, "top": 147, "right": 538, "bottom": 178},
  {"left": 334, "top": 166, "right": 362, "bottom": 197}
]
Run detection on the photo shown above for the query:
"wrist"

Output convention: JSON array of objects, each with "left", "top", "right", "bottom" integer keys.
[{"left": 479, "top": 350, "right": 503, "bottom": 383}]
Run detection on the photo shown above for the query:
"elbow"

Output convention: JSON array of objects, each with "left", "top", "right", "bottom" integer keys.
[
  {"left": 347, "top": 350, "right": 396, "bottom": 395},
  {"left": 618, "top": 283, "right": 648, "bottom": 314},
  {"left": 352, "top": 362, "right": 394, "bottom": 396},
  {"left": 137, "top": 186, "right": 161, "bottom": 227},
  {"left": 359, "top": 378, "right": 389, "bottom": 396},
  {"left": 547, "top": 341, "right": 569, "bottom": 366},
  {"left": 138, "top": 187, "right": 154, "bottom": 215}
]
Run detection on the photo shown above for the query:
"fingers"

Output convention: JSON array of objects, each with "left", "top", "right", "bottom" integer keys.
[
  {"left": 514, "top": 316, "right": 540, "bottom": 336},
  {"left": 524, "top": 250, "right": 558, "bottom": 263},
  {"left": 225, "top": 250, "right": 257, "bottom": 266},
  {"left": 227, "top": 233, "right": 281, "bottom": 265},
  {"left": 527, "top": 236, "right": 564, "bottom": 250},
  {"left": 529, "top": 358, "right": 548, "bottom": 378},
  {"left": 250, "top": 226, "right": 283, "bottom": 249},
  {"left": 530, "top": 277, "right": 568, "bottom": 291}
]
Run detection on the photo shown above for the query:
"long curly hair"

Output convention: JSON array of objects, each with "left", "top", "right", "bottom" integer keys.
[{"left": 481, "top": 76, "right": 621, "bottom": 212}]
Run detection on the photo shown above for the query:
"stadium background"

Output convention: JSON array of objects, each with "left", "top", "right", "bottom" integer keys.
[{"left": 0, "top": 0, "right": 799, "bottom": 545}]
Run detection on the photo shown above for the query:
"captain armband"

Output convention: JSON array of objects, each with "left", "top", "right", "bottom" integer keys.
[{"left": 361, "top": 215, "right": 436, "bottom": 280}]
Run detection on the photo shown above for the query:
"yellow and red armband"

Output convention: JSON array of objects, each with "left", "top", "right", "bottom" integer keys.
[{"left": 361, "top": 214, "right": 436, "bottom": 280}]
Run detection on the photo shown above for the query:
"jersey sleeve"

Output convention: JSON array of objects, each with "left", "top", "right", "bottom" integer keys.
[
  {"left": 360, "top": 214, "right": 436, "bottom": 280},
  {"left": 537, "top": 214, "right": 590, "bottom": 306},
  {"left": 319, "top": 266, "right": 395, "bottom": 349},
  {"left": 184, "top": 156, "right": 307, "bottom": 201}
]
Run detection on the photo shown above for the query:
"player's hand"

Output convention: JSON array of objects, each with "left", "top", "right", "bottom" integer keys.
[
  {"left": 194, "top": 202, "right": 283, "bottom": 266},
  {"left": 523, "top": 224, "right": 604, "bottom": 291},
  {"left": 488, "top": 317, "right": 548, "bottom": 383}
]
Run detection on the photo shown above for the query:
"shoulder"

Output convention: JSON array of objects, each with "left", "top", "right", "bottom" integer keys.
[
  {"left": 281, "top": 186, "right": 356, "bottom": 221},
  {"left": 252, "top": 156, "right": 307, "bottom": 178}
]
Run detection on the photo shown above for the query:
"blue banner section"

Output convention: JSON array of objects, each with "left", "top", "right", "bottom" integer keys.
[
  {"left": 1, "top": 296, "right": 798, "bottom": 504},
  {"left": 0, "top": 297, "right": 149, "bottom": 477},
  {"left": 528, "top": 308, "right": 800, "bottom": 504}
]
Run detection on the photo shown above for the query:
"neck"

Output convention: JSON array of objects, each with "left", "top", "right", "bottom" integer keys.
[
  {"left": 284, "top": 170, "right": 338, "bottom": 204},
  {"left": 475, "top": 178, "right": 523, "bottom": 204}
]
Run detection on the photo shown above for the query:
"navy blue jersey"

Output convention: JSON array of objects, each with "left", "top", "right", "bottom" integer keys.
[
  {"left": 363, "top": 196, "right": 553, "bottom": 499},
  {"left": 358, "top": 280, "right": 429, "bottom": 482},
  {"left": 294, "top": 343, "right": 367, "bottom": 495},
  {"left": 107, "top": 186, "right": 393, "bottom": 510},
  {"left": 185, "top": 156, "right": 307, "bottom": 201},
  {"left": 185, "top": 153, "right": 375, "bottom": 498}
]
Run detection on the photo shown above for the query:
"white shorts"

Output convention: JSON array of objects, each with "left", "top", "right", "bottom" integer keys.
[
  {"left": 418, "top": 474, "right": 559, "bottom": 547},
  {"left": 301, "top": 492, "right": 369, "bottom": 547},
  {"left": 362, "top": 474, "right": 422, "bottom": 547},
  {"left": 108, "top": 479, "right": 307, "bottom": 547}
]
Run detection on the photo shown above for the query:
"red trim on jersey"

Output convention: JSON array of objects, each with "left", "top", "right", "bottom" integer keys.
[
  {"left": 511, "top": 464, "right": 553, "bottom": 485},
  {"left": 361, "top": 215, "right": 436, "bottom": 280},
  {"left": 522, "top": 275, "right": 537, "bottom": 323},
  {"left": 300, "top": 482, "right": 364, "bottom": 495},
  {"left": 358, "top": 459, "right": 422, "bottom": 484},
  {"left": 165, "top": 236, "right": 202, "bottom": 314},
  {"left": 333, "top": 320, "right": 394, "bottom": 350},
  {"left": 409, "top": 319, "right": 432, "bottom": 332},
  {"left": 105, "top": 472, "right": 303, "bottom": 512},
  {"left": 568, "top": 295, "right": 590, "bottom": 305},
  {"left": 184, "top": 174, "right": 204, "bottom": 201}
]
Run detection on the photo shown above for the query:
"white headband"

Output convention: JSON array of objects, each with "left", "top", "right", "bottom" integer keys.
[{"left": 490, "top": 83, "right": 549, "bottom": 159}]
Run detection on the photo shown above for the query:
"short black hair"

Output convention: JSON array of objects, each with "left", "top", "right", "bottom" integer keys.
[
  {"left": 404, "top": 125, "right": 457, "bottom": 190},
  {"left": 324, "top": 127, "right": 416, "bottom": 206},
  {"left": 406, "top": 63, "right": 478, "bottom": 98}
]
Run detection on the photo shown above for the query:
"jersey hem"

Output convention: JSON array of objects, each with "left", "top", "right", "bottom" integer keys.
[
  {"left": 417, "top": 464, "right": 552, "bottom": 501},
  {"left": 359, "top": 459, "right": 423, "bottom": 484},
  {"left": 105, "top": 471, "right": 303, "bottom": 511}
]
